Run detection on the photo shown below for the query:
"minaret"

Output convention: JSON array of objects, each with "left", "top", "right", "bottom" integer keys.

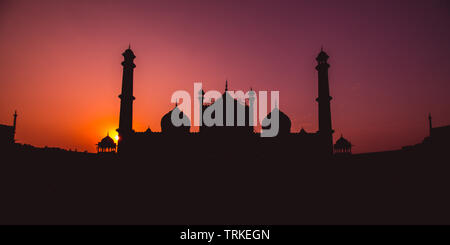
[
  {"left": 117, "top": 46, "right": 136, "bottom": 150},
  {"left": 428, "top": 113, "right": 432, "bottom": 137},
  {"left": 13, "top": 110, "right": 17, "bottom": 143},
  {"left": 315, "top": 48, "right": 334, "bottom": 155}
]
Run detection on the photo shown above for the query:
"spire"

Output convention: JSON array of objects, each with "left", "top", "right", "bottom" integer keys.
[
  {"left": 13, "top": 110, "right": 17, "bottom": 127},
  {"left": 128, "top": 43, "right": 131, "bottom": 49},
  {"left": 299, "top": 127, "right": 306, "bottom": 134},
  {"left": 428, "top": 113, "right": 432, "bottom": 136},
  {"left": 249, "top": 87, "right": 255, "bottom": 97},
  {"left": 13, "top": 110, "right": 17, "bottom": 142},
  {"left": 225, "top": 80, "right": 228, "bottom": 91},
  {"left": 248, "top": 86, "right": 255, "bottom": 95},
  {"left": 107, "top": 131, "right": 109, "bottom": 137},
  {"left": 321, "top": 45, "right": 323, "bottom": 52}
]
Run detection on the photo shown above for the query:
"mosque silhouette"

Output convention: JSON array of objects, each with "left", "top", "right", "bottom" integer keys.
[
  {"left": 2, "top": 47, "right": 450, "bottom": 226},
  {"left": 99, "top": 46, "right": 348, "bottom": 157}
]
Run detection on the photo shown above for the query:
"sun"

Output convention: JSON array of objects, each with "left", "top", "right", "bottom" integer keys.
[{"left": 107, "top": 130, "right": 119, "bottom": 143}]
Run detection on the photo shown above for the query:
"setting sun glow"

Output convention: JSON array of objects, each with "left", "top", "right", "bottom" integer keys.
[{"left": 1, "top": 1, "right": 449, "bottom": 154}]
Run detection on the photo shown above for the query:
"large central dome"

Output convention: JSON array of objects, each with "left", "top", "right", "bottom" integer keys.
[
  {"left": 161, "top": 106, "right": 191, "bottom": 134},
  {"left": 262, "top": 107, "right": 291, "bottom": 136}
]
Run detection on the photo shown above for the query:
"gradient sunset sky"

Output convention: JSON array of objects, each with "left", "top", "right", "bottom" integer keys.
[{"left": 1, "top": 0, "right": 449, "bottom": 153}]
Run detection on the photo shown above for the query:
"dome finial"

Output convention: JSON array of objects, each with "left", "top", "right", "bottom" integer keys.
[{"left": 128, "top": 43, "right": 131, "bottom": 49}]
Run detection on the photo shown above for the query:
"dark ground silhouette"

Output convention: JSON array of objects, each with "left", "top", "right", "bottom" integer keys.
[
  {"left": 1, "top": 142, "right": 449, "bottom": 225},
  {"left": 1, "top": 47, "right": 449, "bottom": 225}
]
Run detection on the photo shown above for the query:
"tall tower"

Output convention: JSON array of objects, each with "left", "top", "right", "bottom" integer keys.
[
  {"left": 315, "top": 48, "right": 334, "bottom": 155},
  {"left": 117, "top": 46, "right": 136, "bottom": 150}
]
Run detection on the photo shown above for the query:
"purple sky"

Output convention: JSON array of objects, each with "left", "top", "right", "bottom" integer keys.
[{"left": 0, "top": 0, "right": 449, "bottom": 153}]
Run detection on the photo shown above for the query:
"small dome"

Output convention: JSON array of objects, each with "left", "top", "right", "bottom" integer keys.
[
  {"left": 262, "top": 107, "right": 291, "bottom": 136},
  {"left": 334, "top": 135, "right": 352, "bottom": 149},
  {"left": 161, "top": 106, "right": 191, "bottom": 134},
  {"left": 100, "top": 135, "right": 115, "bottom": 146},
  {"left": 97, "top": 133, "right": 116, "bottom": 153}
]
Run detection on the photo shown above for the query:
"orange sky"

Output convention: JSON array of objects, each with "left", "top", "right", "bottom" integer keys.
[{"left": 1, "top": 0, "right": 450, "bottom": 153}]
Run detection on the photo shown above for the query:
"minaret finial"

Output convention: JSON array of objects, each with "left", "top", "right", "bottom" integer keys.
[
  {"left": 225, "top": 80, "right": 228, "bottom": 91},
  {"left": 175, "top": 99, "right": 178, "bottom": 107}
]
